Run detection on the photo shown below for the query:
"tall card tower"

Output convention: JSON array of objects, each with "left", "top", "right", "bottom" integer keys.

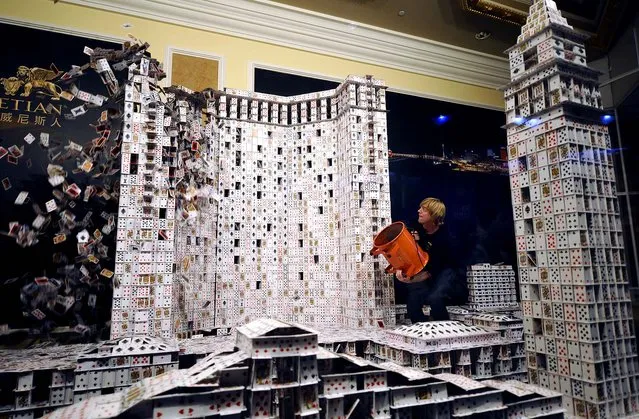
[{"left": 504, "top": 1, "right": 639, "bottom": 417}]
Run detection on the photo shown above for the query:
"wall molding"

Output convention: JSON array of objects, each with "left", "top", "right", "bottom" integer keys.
[
  {"left": 248, "top": 62, "right": 504, "bottom": 111},
  {"left": 165, "top": 46, "right": 225, "bottom": 89},
  {"left": 60, "top": 0, "right": 510, "bottom": 89}
]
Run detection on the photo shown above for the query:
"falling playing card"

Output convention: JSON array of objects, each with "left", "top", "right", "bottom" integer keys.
[
  {"left": 48, "top": 175, "right": 65, "bottom": 187},
  {"left": 71, "top": 105, "right": 87, "bottom": 117},
  {"left": 23, "top": 133, "right": 36, "bottom": 144},
  {"left": 2, "top": 178, "right": 12, "bottom": 191},
  {"left": 81, "top": 160, "right": 94, "bottom": 172},
  {"left": 77, "top": 229, "right": 90, "bottom": 244},
  {"left": 31, "top": 309, "right": 46, "bottom": 320},
  {"left": 14, "top": 191, "right": 28, "bottom": 205},
  {"left": 40, "top": 132, "right": 50, "bottom": 147},
  {"left": 32, "top": 215, "right": 46, "bottom": 229},
  {"left": 65, "top": 183, "right": 81, "bottom": 199},
  {"left": 45, "top": 199, "right": 57, "bottom": 213},
  {"left": 8, "top": 145, "right": 23, "bottom": 157}
]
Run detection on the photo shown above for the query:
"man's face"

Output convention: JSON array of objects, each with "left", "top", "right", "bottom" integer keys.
[{"left": 417, "top": 206, "right": 432, "bottom": 224}]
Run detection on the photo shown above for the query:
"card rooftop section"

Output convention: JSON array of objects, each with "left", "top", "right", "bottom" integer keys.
[
  {"left": 113, "top": 63, "right": 395, "bottom": 341},
  {"left": 0, "top": 315, "right": 533, "bottom": 419},
  {"left": 504, "top": 0, "right": 639, "bottom": 417},
  {"left": 42, "top": 318, "right": 564, "bottom": 419}
]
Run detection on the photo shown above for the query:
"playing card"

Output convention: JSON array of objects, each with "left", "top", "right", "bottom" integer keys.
[
  {"left": 60, "top": 91, "right": 75, "bottom": 101},
  {"left": 0, "top": 147, "right": 7, "bottom": 159},
  {"left": 8, "top": 145, "right": 23, "bottom": 157},
  {"left": 81, "top": 160, "right": 94, "bottom": 172},
  {"left": 100, "top": 269, "right": 114, "bottom": 278},
  {"left": 65, "top": 183, "right": 81, "bottom": 199},
  {"left": 14, "top": 191, "right": 28, "bottom": 205},
  {"left": 95, "top": 58, "right": 110, "bottom": 73},
  {"left": 45, "top": 199, "right": 57, "bottom": 213},
  {"left": 31, "top": 309, "right": 46, "bottom": 320},
  {"left": 76, "top": 90, "right": 91, "bottom": 102},
  {"left": 40, "top": 132, "right": 50, "bottom": 147},
  {"left": 71, "top": 105, "right": 87, "bottom": 117},
  {"left": 140, "top": 57, "right": 150, "bottom": 75},
  {"left": 2, "top": 178, "right": 11, "bottom": 191},
  {"left": 24, "top": 133, "right": 36, "bottom": 144},
  {"left": 32, "top": 215, "right": 46, "bottom": 229},
  {"left": 48, "top": 175, "right": 65, "bottom": 187},
  {"left": 68, "top": 141, "right": 83, "bottom": 152}
]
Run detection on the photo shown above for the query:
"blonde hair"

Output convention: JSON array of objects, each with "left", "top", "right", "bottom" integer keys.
[{"left": 420, "top": 197, "right": 446, "bottom": 225}]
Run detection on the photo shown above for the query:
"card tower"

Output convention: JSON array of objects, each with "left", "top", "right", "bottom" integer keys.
[{"left": 504, "top": 1, "right": 639, "bottom": 417}]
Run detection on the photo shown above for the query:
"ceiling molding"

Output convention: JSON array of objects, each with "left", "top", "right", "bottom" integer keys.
[
  {"left": 59, "top": 0, "right": 510, "bottom": 89},
  {"left": 460, "top": 0, "right": 633, "bottom": 57}
]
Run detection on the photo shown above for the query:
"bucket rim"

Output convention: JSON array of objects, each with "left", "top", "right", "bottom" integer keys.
[{"left": 373, "top": 221, "right": 406, "bottom": 247}]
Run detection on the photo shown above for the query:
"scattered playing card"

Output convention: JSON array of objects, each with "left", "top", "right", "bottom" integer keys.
[
  {"left": 8, "top": 145, "right": 23, "bottom": 157},
  {"left": 23, "top": 133, "right": 36, "bottom": 144},
  {"left": 2, "top": 177, "right": 11, "bottom": 191},
  {"left": 14, "top": 191, "right": 29, "bottom": 205},
  {"left": 100, "top": 269, "right": 114, "bottom": 278},
  {"left": 0, "top": 147, "right": 7, "bottom": 159},
  {"left": 65, "top": 183, "right": 81, "bottom": 198},
  {"left": 40, "top": 132, "right": 50, "bottom": 147},
  {"left": 81, "top": 159, "right": 94, "bottom": 172},
  {"left": 48, "top": 175, "right": 65, "bottom": 187},
  {"left": 32, "top": 215, "right": 46, "bottom": 229},
  {"left": 71, "top": 105, "right": 87, "bottom": 117},
  {"left": 31, "top": 309, "right": 46, "bottom": 320},
  {"left": 76, "top": 229, "right": 90, "bottom": 244},
  {"left": 45, "top": 199, "right": 57, "bottom": 213}
]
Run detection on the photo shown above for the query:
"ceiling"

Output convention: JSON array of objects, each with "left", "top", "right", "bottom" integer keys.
[{"left": 267, "top": 0, "right": 637, "bottom": 59}]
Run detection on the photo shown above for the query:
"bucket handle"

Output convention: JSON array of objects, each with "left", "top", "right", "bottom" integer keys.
[{"left": 370, "top": 246, "right": 383, "bottom": 256}]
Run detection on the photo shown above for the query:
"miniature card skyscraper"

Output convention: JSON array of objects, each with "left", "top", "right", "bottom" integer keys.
[
  {"left": 112, "top": 72, "right": 396, "bottom": 339},
  {"left": 504, "top": 1, "right": 639, "bottom": 417}
]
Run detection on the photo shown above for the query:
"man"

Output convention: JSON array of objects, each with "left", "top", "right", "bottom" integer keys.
[{"left": 396, "top": 197, "right": 466, "bottom": 323}]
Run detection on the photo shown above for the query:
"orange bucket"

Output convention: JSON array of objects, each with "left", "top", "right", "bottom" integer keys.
[{"left": 370, "top": 222, "right": 429, "bottom": 278}]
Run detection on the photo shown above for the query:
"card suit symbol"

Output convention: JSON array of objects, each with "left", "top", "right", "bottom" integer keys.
[
  {"left": 178, "top": 409, "right": 184, "bottom": 415},
  {"left": 156, "top": 412, "right": 162, "bottom": 417}
]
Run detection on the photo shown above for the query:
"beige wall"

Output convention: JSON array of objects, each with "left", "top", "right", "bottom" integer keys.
[{"left": 0, "top": 0, "right": 504, "bottom": 109}]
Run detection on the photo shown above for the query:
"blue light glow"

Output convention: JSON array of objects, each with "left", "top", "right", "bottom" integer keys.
[
  {"left": 601, "top": 114, "right": 614, "bottom": 125},
  {"left": 528, "top": 118, "right": 540, "bottom": 126},
  {"left": 434, "top": 115, "right": 450, "bottom": 125},
  {"left": 513, "top": 116, "right": 526, "bottom": 125}
]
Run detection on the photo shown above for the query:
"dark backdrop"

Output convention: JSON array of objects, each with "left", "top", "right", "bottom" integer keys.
[{"left": 0, "top": 24, "right": 121, "bottom": 340}]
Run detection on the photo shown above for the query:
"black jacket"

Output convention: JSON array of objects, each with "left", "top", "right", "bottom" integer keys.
[{"left": 409, "top": 223, "right": 455, "bottom": 280}]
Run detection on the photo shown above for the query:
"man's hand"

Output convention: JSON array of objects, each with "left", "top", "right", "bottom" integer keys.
[
  {"left": 396, "top": 270, "right": 411, "bottom": 283},
  {"left": 396, "top": 270, "right": 431, "bottom": 283},
  {"left": 412, "top": 270, "right": 431, "bottom": 282}
]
